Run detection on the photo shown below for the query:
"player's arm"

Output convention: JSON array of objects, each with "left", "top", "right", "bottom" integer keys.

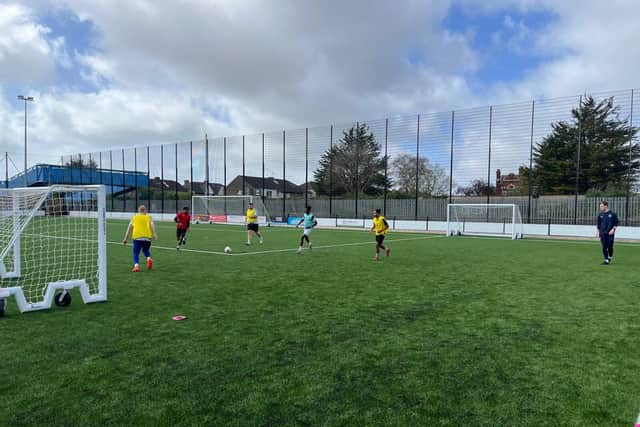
[
  {"left": 296, "top": 218, "right": 304, "bottom": 228},
  {"left": 151, "top": 220, "right": 158, "bottom": 240},
  {"left": 596, "top": 215, "right": 601, "bottom": 238},
  {"left": 123, "top": 223, "right": 133, "bottom": 244},
  {"left": 610, "top": 213, "right": 619, "bottom": 235},
  {"left": 382, "top": 218, "right": 389, "bottom": 232}
]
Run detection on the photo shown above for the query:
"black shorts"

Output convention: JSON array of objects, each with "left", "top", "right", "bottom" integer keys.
[
  {"left": 247, "top": 223, "right": 259, "bottom": 232},
  {"left": 376, "top": 234, "right": 385, "bottom": 245},
  {"left": 177, "top": 228, "right": 187, "bottom": 239}
]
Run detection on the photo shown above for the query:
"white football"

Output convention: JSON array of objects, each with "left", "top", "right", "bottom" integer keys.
[{"left": 224, "top": 246, "right": 232, "bottom": 254}]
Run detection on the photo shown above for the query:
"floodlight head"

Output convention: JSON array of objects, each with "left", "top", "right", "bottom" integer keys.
[{"left": 17, "top": 95, "right": 34, "bottom": 101}]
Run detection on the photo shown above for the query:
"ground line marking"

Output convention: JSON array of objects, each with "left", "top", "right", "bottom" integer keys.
[{"left": 108, "top": 235, "right": 443, "bottom": 256}]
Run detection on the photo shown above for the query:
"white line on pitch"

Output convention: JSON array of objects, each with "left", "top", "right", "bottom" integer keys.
[
  {"left": 107, "top": 235, "right": 442, "bottom": 257},
  {"left": 458, "top": 234, "right": 640, "bottom": 247}
]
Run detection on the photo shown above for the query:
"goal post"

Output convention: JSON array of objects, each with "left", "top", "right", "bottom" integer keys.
[
  {"left": 446, "top": 203, "right": 524, "bottom": 240},
  {"left": 0, "top": 185, "right": 107, "bottom": 314},
  {"left": 191, "top": 195, "right": 272, "bottom": 225}
]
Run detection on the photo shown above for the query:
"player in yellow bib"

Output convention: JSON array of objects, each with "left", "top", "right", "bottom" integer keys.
[
  {"left": 369, "top": 208, "right": 390, "bottom": 261},
  {"left": 246, "top": 202, "right": 263, "bottom": 245},
  {"left": 123, "top": 205, "right": 158, "bottom": 272}
]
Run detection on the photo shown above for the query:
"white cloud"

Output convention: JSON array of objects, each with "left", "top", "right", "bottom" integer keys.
[
  {"left": 2, "top": 0, "right": 640, "bottom": 186},
  {"left": 0, "top": 3, "right": 68, "bottom": 84}
]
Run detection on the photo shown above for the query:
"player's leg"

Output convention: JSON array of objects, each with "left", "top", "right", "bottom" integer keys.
[
  {"left": 142, "top": 241, "right": 153, "bottom": 270},
  {"left": 298, "top": 232, "right": 305, "bottom": 253},
  {"left": 132, "top": 240, "right": 142, "bottom": 272},
  {"left": 255, "top": 225, "right": 263, "bottom": 244},
  {"left": 305, "top": 228, "right": 312, "bottom": 250},
  {"left": 374, "top": 235, "right": 382, "bottom": 260},
  {"left": 176, "top": 229, "right": 181, "bottom": 250},
  {"left": 608, "top": 234, "right": 615, "bottom": 261},
  {"left": 247, "top": 225, "right": 252, "bottom": 245},
  {"left": 0, "top": 298, "right": 5, "bottom": 317},
  {"left": 600, "top": 234, "right": 610, "bottom": 264}
]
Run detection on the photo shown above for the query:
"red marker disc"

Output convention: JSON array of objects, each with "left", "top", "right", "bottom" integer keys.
[{"left": 172, "top": 315, "right": 188, "bottom": 321}]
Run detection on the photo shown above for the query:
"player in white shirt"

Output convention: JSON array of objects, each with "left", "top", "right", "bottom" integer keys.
[{"left": 296, "top": 206, "right": 317, "bottom": 253}]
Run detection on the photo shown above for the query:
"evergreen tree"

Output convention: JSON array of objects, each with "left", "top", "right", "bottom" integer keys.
[
  {"left": 530, "top": 96, "right": 639, "bottom": 194},
  {"left": 313, "top": 123, "right": 390, "bottom": 196}
]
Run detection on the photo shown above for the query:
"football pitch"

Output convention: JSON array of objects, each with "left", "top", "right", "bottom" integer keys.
[{"left": 2, "top": 220, "right": 640, "bottom": 426}]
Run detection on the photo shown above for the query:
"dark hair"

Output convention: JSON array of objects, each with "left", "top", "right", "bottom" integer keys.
[
  {"left": 375, "top": 208, "right": 381, "bottom": 214},
  {"left": 600, "top": 200, "right": 609, "bottom": 207},
  {"left": 183, "top": 206, "right": 190, "bottom": 210},
  {"left": 306, "top": 206, "right": 312, "bottom": 210}
]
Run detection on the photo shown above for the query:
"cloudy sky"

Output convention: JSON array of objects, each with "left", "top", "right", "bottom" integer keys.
[{"left": 1, "top": 0, "right": 639, "bottom": 183}]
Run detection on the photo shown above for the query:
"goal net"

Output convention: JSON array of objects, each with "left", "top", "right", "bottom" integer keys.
[
  {"left": 0, "top": 185, "right": 107, "bottom": 313},
  {"left": 447, "top": 204, "right": 524, "bottom": 239},
  {"left": 191, "top": 195, "right": 272, "bottom": 225}
]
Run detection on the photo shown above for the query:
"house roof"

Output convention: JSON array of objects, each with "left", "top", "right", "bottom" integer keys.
[{"left": 228, "top": 175, "right": 305, "bottom": 193}]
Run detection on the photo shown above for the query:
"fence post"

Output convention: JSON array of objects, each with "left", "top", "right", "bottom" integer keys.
[
  {"left": 242, "top": 135, "right": 246, "bottom": 196},
  {"left": 329, "top": 125, "right": 333, "bottom": 217},
  {"left": 282, "top": 130, "right": 286, "bottom": 220},
  {"left": 174, "top": 143, "right": 178, "bottom": 212},
  {"left": 626, "top": 89, "right": 634, "bottom": 226},
  {"left": 305, "top": 127, "right": 309, "bottom": 208},
  {"left": 79, "top": 153, "right": 83, "bottom": 185},
  {"left": 223, "top": 137, "right": 227, "bottom": 195},
  {"left": 223, "top": 137, "right": 227, "bottom": 215},
  {"left": 205, "top": 134, "right": 209, "bottom": 196},
  {"left": 189, "top": 141, "right": 193, "bottom": 200},
  {"left": 262, "top": 133, "right": 265, "bottom": 203},
  {"left": 109, "top": 150, "right": 114, "bottom": 211},
  {"left": 122, "top": 148, "right": 126, "bottom": 212},
  {"left": 449, "top": 111, "right": 455, "bottom": 204},
  {"left": 134, "top": 147, "right": 139, "bottom": 208},
  {"left": 88, "top": 153, "right": 93, "bottom": 185},
  {"left": 415, "top": 114, "right": 420, "bottom": 220},
  {"left": 487, "top": 106, "right": 493, "bottom": 207},
  {"left": 383, "top": 118, "right": 389, "bottom": 216},
  {"left": 528, "top": 100, "right": 535, "bottom": 224},
  {"left": 146, "top": 146, "right": 151, "bottom": 210},
  {"left": 4, "top": 152, "right": 8, "bottom": 188},
  {"left": 160, "top": 145, "right": 164, "bottom": 214},
  {"left": 355, "top": 122, "right": 359, "bottom": 218},
  {"left": 574, "top": 95, "right": 583, "bottom": 225}
]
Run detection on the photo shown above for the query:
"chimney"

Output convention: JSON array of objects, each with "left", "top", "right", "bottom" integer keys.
[{"left": 496, "top": 169, "right": 501, "bottom": 184}]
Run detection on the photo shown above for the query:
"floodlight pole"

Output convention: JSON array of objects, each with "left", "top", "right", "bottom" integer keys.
[{"left": 17, "top": 95, "right": 34, "bottom": 187}]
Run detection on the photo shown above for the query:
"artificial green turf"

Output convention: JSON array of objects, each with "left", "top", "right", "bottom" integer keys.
[{"left": 1, "top": 221, "right": 639, "bottom": 426}]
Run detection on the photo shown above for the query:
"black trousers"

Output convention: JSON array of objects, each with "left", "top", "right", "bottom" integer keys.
[{"left": 599, "top": 233, "right": 615, "bottom": 259}]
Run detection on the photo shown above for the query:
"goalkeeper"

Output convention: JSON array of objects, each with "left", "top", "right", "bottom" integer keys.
[{"left": 123, "top": 205, "right": 158, "bottom": 272}]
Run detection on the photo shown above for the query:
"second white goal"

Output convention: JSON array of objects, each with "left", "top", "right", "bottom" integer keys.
[
  {"left": 191, "top": 196, "right": 272, "bottom": 225},
  {"left": 446, "top": 203, "right": 524, "bottom": 239}
]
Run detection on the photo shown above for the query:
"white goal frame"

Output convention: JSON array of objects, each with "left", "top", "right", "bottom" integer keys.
[
  {"left": 191, "top": 195, "right": 272, "bottom": 225},
  {"left": 446, "top": 203, "right": 524, "bottom": 240},
  {"left": 0, "top": 185, "right": 107, "bottom": 313}
]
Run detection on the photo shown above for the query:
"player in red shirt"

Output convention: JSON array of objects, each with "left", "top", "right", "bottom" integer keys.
[{"left": 174, "top": 206, "right": 191, "bottom": 250}]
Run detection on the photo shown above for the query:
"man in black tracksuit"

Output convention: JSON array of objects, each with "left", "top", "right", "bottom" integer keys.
[{"left": 596, "top": 200, "right": 618, "bottom": 265}]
